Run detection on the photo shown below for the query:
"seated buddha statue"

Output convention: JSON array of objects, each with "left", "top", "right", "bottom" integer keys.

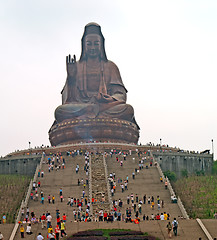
[{"left": 55, "top": 22, "right": 139, "bottom": 129}]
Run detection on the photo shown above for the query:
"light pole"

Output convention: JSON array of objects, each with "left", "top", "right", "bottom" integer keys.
[
  {"left": 160, "top": 138, "right": 162, "bottom": 152},
  {"left": 29, "top": 141, "right": 31, "bottom": 149},
  {"left": 211, "top": 139, "right": 214, "bottom": 160}
]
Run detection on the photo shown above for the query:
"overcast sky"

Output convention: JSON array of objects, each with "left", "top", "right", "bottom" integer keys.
[{"left": 0, "top": 0, "right": 216, "bottom": 158}]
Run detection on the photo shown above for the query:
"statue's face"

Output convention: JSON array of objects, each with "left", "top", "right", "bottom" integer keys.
[{"left": 85, "top": 34, "right": 101, "bottom": 59}]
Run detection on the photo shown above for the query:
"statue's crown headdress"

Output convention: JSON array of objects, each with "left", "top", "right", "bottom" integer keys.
[
  {"left": 80, "top": 22, "right": 107, "bottom": 61},
  {"left": 84, "top": 22, "right": 103, "bottom": 38}
]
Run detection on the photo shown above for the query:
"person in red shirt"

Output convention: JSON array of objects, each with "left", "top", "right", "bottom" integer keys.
[
  {"left": 41, "top": 214, "right": 46, "bottom": 229},
  {"left": 56, "top": 215, "right": 61, "bottom": 228},
  {"left": 30, "top": 192, "right": 34, "bottom": 200},
  {"left": 103, "top": 211, "right": 108, "bottom": 222},
  {"left": 62, "top": 214, "right": 67, "bottom": 223},
  {"left": 156, "top": 214, "right": 160, "bottom": 220},
  {"left": 85, "top": 212, "right": 89, "bottom": 220}
]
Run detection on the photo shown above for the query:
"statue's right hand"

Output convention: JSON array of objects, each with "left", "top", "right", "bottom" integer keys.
[{"left": 66, "top": 54, "right": 77, "bottom": 77}]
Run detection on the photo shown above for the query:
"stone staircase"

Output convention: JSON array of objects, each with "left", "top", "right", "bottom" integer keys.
[
  {"left": 4, "top": 148, "right": 215, "bottom": 240},
  {"left": 105, "top": 152, "right": 182, "bottom": 220},
  {"left": 13, "top": 153, "right": 88, "bottom": 239}
]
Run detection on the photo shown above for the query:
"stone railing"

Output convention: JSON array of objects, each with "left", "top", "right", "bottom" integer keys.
[
  {"left": 152, "top": 152, "right": 189, "bottom": 219},
  {"left": 9, "top": 154, "right": 44, "bottom": 240},
  {"left": 103, "top": 155, "right": 113, "bottom": 210},
  {"left": 155, "top": 161, "right": 165, "bottom": 182},
  {"left": 8, "top": 142, "right": 181, "bottom": 158},
  {"left": 24, "top": 154, "right": 44, "bottom": 207},
  {"left": 90, "top": 154, "right": 111, "bottom": 214},
  {"left": 165, "top": 177, "right": 176, "bottom": 197},
  {"left": 165, "top": 175, "right": 189, "bottom": 219},
  {"left": 88, "top": 155, "right": 93, "bottom": 218},
  {"left": 177, "top": 196, "right": 189, "bottom": 220},
  {"left": 151, "top": 151, "right": 165, "bottom": 182},
  {"left": 196, "top": 218, "right": 213, "bottom": 240}
]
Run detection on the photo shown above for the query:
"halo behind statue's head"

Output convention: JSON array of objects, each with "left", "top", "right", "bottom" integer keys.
[{"left": 79, "top": 22, "right": 108, "bottom": 62}]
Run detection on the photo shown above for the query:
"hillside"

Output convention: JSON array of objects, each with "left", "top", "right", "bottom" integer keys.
[{"left": 173, "top": 175, "right": 217, "bottom": 219}]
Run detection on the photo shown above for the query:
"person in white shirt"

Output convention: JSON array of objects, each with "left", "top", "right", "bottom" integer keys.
[
  {"left": 48, "top": 230, "right": 55, "bottom": 240},
  {"left": 46, "top": 214, "right": 52, "bottom": 228},
  {"left": 36, "top": 233, "right": 44, "bottom": 240},
  {"left": 172, "top": 218, "right": 178, "bottom": 236},
  {"left": 160, "top": 213, "right": 165, "bottom": 220},
  {"left": 26, "top": 224, "right": 33, "bottom": 235},
  {"left": 0, "top": 232, "right": 4, "bottom": 240}
]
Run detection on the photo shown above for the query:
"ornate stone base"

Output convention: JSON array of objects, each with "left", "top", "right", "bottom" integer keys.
[{"left": 49, "top": 118, "right": 139, "bottom": 146}]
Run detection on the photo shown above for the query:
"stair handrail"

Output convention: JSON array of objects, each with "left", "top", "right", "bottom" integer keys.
[
  {"left": 9, "top": 154, "right": 44, "bottom": 240},
  {"left": 89, "top": 154, "right": 93, "bottom": 219},
  {"left": 151, "top": 151, "right": 189, "bottom": 219},
  {"left": 103, "top": 154, "right": 113, "bottom": 210}
]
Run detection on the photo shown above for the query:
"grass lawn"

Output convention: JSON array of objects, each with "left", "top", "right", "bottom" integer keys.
[
  {"left": 173, "top": 175, "right": 217, "bottom": 218},
  {"left": 0, "top": 174, "right": 30, "bottom": 223},
  {"left": 96, "top": 229, "right": 149, "bottom": 239}
]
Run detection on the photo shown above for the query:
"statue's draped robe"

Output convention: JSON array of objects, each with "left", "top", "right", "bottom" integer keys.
[{"left": 55, "top": 60, "right": 135, "bottom": 123}]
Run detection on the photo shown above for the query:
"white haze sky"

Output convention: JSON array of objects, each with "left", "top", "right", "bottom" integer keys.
[{"left": 0, "top": 0, "right": 216, "bottom": 158}]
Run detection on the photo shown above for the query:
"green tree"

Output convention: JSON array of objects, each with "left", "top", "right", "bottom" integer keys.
[
  {"left": 212, "top": 161, "right": 217, "bottom": 175},
  {"left": 181, "top": 169, "right": 188, "bottom": 178},
  {"left": 195, "top": 170, "right": 205, "bottom": 176},
  {"left": 163, "top": 170, "right": 177, "bottom": 181}
]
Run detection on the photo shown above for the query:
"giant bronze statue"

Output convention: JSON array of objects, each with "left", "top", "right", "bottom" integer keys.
[{"left": 49, "top": 23, "right": 139, "bottom": 145}]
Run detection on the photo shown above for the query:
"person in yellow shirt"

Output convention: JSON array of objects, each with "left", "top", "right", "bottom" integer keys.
[
  {"left": 164, "top": 212, "right": 168, "bottom": 220},
  {"left": 60, "top": 220, "right": 67, "bottom": 237},
  {"left": 48, "top": 225, "right": 53, "bottom": 234},
  {"left": 20, "top": 224, "right": 25, "bottom": 238}
]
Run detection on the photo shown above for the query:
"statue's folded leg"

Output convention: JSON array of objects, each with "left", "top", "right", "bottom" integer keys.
[
  {"left": 99, "top": 103, "right": 134, "bottom": 122},
  {"left": 55, "top": 103, "right": 135, "bottom": 123},
  {"left": 55, "top": 103, "right": 95, "bottom": 122}
]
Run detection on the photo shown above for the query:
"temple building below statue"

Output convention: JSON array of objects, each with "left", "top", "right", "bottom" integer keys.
[{"left": 49, "top": 23, "right": 139, "bottom": 145}]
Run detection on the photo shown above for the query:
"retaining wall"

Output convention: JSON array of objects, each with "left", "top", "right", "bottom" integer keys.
[
  {"left": 153, "top": 152, "right": 213, "bottom": 178},
  {"left": 0, "top": 155, "right": 41, "bottom": 176}
]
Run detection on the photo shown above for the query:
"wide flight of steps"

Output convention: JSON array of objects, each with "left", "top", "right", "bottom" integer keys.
[
  {"left": 14, "top": 152, "right": 88, "bottom": 239},
  {"left": 105, "top": 151, "right": 209, "bottom": 239},
  {"left": 11, "top": 149, "right": 213, "bottom": 240},
  {"left": 105, "top": 152, "right": 182, "bottom": 220}
]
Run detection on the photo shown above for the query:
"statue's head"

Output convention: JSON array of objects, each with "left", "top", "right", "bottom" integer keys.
[{"left": 80, "top": 22, "right": 108, "bottom": 62}]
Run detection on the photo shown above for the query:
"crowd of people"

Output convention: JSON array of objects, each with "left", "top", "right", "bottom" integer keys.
[
  {"left": 19, "top": 210, "right": 68, "bottom": 239},
  {"left": 17, "top": 148, "right": 181, "bottom": 238},
  {"left": 89, "top": 150, "right": 172, "bottom": 224}
]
